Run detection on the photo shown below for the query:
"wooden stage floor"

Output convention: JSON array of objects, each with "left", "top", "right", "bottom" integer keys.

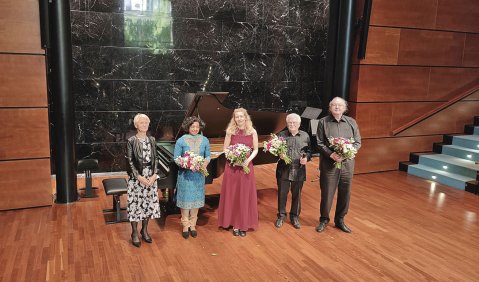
[{"left": 1, "top": 160, "right": 478, "bottom": 281}]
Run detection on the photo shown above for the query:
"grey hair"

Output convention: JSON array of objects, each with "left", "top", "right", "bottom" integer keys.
[
  {"left": 286, "top": 113, "right": 301, "bottom": 123},
  {"left": 329, "top": 97, "right": 348, "bottom": 108}
]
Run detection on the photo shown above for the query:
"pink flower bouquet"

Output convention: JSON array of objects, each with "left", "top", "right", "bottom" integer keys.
[
  {"left": 175, "top": 151, "right": 209, "bottom": 176},
  {"left": 224, "top": 143, "right": 251, "bottom": 174},
  {"left": 328, "top": 137, "right": 357, "bottom": 169},
  {"left": 263, "top": 133, "right": 291, "bottom": 164}
]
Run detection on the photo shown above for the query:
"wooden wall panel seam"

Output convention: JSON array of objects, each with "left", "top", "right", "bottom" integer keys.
[
  {"left": 0, "top": 107, "right": 48, "bottom": 109},
  {"left": 369, "top": 24, "right": 479, "bottom": 36},
  {"left": 426, "top": 67, "right": 432, "bottom": 100},
  {"left": 354, "top": 63, "right": 479, "bottom": 68},
  {"left": 353, "top": 63, "right": 479, "bottom": 69},
  {"left": 361, "top": 134, "right": 443, "bottom": 141},
  {"left": 0, "top": 52, "right": 45, "bottom": 56},
  {"left": 461, "top": 34, "right": 467, "bottom": 66},
  {"left": 0, "top": 157, "right": 50, "bottom": 163}
]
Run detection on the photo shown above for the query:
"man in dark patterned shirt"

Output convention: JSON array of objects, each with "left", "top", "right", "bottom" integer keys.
[{"left": 275, "top": 113, "right": 312, "bottom": 229}]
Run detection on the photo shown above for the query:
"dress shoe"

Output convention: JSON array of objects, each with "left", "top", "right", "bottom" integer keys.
[
  {"left": 275, "top": 218, "right": 284, "bottom": 228},
  {"left": 291, "top": 217, "right": 301, "bottom": 229},
  {"left": 239, "top": 230, "right": 247, "bottom": 237},
  {"left": 182, "top": 230, "right": 189, "bottom": 239},
  {"left": 315, "top": 222, "right": 327, "bottom": 233},
  {"left": 190, "top": 228, "right": 198, "bottom": 238},
  {"left": 140, "top": 231, "right": 153, "bottom": 243},
  {"left": 232, "top": 229, "right": 240, "bottom": 236},
  {"left": 335, "top": 222, "right": 352, "bottom": 233},
  {"left": 131, "top": 233, "right": 141, "bottom": 247}
]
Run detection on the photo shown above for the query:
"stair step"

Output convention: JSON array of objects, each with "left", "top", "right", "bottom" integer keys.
[
  {"left": 452, "top": 135, "right": 479, "bottom": 150},
  {"left": 475, "top": 127, "right": 479, "bottom": 135},
  {"left": 409, "top": 152, "right": 434, "bottom": 163},
  {"left": 418, "top": 154, "right": 479, "bottom": 179},
  {"left": 464, "top": 124, "right": 475, "bottom": 135},
  {"left": 441, "top": 145, "right": 479, "bottom": 162},
  {"left": 433, "top": 142, "right": 444, "bottom": 153},
  {"left": 408, "top": 164, "right": 474, "bottom": 190},
  {"left": 465, "top": 180, "right": 478, "bottom": 194},
  {"left": 443, "top": 134, "right": 456, "bottom": 145},
  {"left": 399, "top": 161, "right": 414, "bottom": 172}
]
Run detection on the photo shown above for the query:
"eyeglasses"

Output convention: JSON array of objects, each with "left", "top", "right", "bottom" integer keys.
[
  {"left": 287, "top": 121, "right": 300, "bottom": 125},
  {"left": 330, "top": 104, "right": 345, "bottom": 107}
]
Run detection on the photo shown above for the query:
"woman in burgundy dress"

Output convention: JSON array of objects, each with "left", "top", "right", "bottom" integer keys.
[{"left": 217, "top": 108, "right": 259, "bottom": 237}]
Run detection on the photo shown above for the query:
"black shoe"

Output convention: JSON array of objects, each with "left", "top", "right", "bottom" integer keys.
[
  {"left": 182, "top": 230, "right": 189, "bottom": 239},
  {"left": 239, "top": 230, "right": 247, "bottom": 237},
  {"left": 232, "top": 229, "right": 240, "bottom": 236},
  {"left": 335, "top": 222, "right": 352, "bottom": 233},
  {"left": 275, "top": 218, "right": 284, "bottom": 228},
  {"left": 315, "top": 222, "right": 327, "bottom": 233},
  {"left": 190, "top": 228, "right": 198, "bottom": 238},
  {"left": 291, "top": 217, "right": 301, "bottom": 229},
  {"left": 131, "top": 233, "right": 141, "bottom": 247},
  {"left": 140, "top": 231, "right": 153, "bottom": 243}
]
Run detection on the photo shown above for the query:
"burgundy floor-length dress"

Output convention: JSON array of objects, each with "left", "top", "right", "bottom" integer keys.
[{"left": 217, "top": 130, "right": 259, "bottom": 231}]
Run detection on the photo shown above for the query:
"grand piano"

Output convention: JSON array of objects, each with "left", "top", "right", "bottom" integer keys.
[{"left": 156, "top": 92, "right": 288, "bottom": 218}]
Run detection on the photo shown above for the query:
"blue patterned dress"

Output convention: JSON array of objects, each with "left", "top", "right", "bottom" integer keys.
[{"left": 174, "top": 134, "right": 211, "bottom": 209}]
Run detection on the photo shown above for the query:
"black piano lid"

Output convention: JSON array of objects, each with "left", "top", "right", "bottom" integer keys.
[{"left": 177, "top": 92, "right": 289, "bottom": 139}]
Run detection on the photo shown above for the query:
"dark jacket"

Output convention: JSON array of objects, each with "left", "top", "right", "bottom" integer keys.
[
  {"left": 127, "top": 135, "right": 158, "bottom": 178},
  {"left": 275, "top": 130, "right": 312, "bottom": 181}
]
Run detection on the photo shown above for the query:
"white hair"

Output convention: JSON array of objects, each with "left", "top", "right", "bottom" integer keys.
[
  {"left": 286, "top": 113, "right": 301, "bottom": 123},
  {"left": 133, "top": 113, "right": 150, "bottom": 127}
]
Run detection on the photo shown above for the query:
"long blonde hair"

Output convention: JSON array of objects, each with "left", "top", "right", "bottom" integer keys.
[{"left": 225, "top": 108, "right": 254, "bottom": 135}]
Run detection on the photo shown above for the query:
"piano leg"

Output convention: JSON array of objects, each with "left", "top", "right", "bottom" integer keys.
[
  {"left": 204, "top": 194, "right": 220, "bottom": 207},
  {"left": 156, "top": 187, "right": 180, "bottom": 228}
]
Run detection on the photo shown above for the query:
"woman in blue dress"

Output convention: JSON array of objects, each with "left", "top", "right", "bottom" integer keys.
[{"left": 174, "top": 116, "right": 211, "bottom": 239}]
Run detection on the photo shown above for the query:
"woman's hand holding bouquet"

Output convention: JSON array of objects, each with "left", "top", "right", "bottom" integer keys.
[
  {"left": 224, "top": 143, "right": 252, "bottom": 174},
  {"left": 175, "top": 151, "right": 209, "bottom": 176}
]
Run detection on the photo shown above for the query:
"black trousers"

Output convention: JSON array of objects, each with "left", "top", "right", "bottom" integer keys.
[
  {"left": 319, "top": 159, "right": 354, "bottom": 224},
  {"left": 277, "top": 179, "right": 304, "bottom": 219}
]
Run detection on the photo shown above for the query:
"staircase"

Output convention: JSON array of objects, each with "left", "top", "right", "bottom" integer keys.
[{"left": 399, "top": 116, "right": 479, "bottom": 194}]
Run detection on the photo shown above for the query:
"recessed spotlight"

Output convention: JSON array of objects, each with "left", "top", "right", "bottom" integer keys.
[
  {"left": 467, "top": 154, "right": 472, "bottom": 158},
  {"left": 432, "top": 175, "right": 437, "bottom": 179},
  {"left": 442, "top": 166, "right": 448, "bottom": 169}
]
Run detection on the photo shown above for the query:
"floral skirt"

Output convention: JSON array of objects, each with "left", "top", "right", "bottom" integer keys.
[{"left": 127, "top": 166, "right": 161, "bottom": 221}]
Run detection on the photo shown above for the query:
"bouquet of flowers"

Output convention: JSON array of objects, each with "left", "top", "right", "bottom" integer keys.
[
  {"left": 224, "top": 143, "right": 252, "bottom": 174},
  {"left": 263, "top": 133, "right": 291, "bottom": 164},
  {"left": 328, "top": 137, "right": 357, "bottom": 169},
  {"left": 175, "top": 151, "right": 209, "bottom": 176}
]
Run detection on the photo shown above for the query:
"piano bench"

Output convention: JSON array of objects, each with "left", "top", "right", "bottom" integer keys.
[{"left": 102, "top": 178, "right": 129, "bottom": 224}]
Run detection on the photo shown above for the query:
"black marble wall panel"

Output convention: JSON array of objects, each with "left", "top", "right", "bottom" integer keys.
[{"left": 70, "top": 0, "right": 329, "bottom": 171}]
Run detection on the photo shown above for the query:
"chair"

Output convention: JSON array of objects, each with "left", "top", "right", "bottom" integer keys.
[
  {"left": 77, "top": 159, "right": 99, "bottom": 198},
  {"left": 102, "top": 178, "right": 129, "bottom": 224}
]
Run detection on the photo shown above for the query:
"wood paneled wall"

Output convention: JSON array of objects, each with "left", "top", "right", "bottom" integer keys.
[
  {"left": 351, "top": 0, "right": 479, "bottom": 173},
  {"left": 0, "top": 0, "right": 51, "bottom": 210}
]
